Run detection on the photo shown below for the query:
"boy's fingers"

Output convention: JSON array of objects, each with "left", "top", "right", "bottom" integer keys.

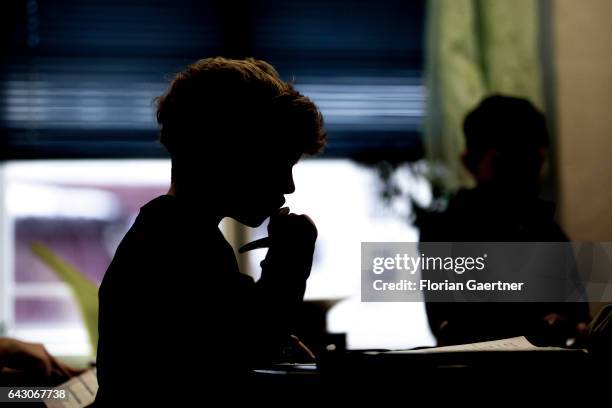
[{"left": 276, "top": 207, "right": 290, "bottom": 216}]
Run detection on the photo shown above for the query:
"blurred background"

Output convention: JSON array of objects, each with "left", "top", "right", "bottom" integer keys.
[{"left": 0, "top": 0, "right": 610, "bottom": 359}]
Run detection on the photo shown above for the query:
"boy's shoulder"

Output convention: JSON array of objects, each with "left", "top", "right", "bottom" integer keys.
[{"left": 111, "top": 195, "right": 231, "bottom": 268}]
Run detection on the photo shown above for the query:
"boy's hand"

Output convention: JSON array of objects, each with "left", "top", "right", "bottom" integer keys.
[
  {"left": 0, "top": 338, "right": 84, "bottom": 385},
  {"left": 239, "top": 207, "right": 318, "bottom": 255},
  {"left": 267, "top": 207, "right": 317, "bottom": 251},
  {"left": 261, "top": 207, "right": 317, "bottom": 282},
  {"left": 239, "top": 207, "right": 317, "bottom": 284}
]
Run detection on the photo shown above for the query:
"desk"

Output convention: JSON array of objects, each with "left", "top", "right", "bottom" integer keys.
[
  {"left": 251, "top": 349, "right": 599, "bottom": 405},
  {"left": 44, "top": 348, "right": 601, "bottom": 406}
]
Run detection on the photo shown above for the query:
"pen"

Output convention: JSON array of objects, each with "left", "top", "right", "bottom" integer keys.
[
  {"left": 238, "top": 237, "right": 271, "bottom": 253},
  {"left": 290, "top": 335, "right": 317, "bottom": 361}
]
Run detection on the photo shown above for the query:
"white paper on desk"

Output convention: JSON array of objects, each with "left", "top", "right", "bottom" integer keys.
[
  {"left": 378, "top": 336, "right": 571, "bottom": 354},
  {"left": 44, "top": 368, "right": 98, "bottom": 408}
]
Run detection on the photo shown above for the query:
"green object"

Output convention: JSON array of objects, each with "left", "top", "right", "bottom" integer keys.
[
  {"left": 425, "top": 0, "right": 544, "bottom": 190},
  {"left": 30, "top": 242, "right": 99, "bottom": 356}
]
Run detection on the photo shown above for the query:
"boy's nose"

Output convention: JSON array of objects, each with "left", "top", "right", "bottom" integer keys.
[{"left": 284, "top": 173, "right": 295, "bottom": 194}]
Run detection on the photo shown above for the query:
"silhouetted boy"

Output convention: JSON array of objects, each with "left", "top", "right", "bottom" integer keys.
[
  {"left": 419, "top": 95, "right": 590, "bottom": 346},
  {"left": 95, "top": 57, "right": 326, "bottom": 405}
]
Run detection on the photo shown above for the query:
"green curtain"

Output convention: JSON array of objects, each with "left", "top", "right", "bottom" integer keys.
[{"left": 425, "top": 0, "right": 544, "bottom": 190}]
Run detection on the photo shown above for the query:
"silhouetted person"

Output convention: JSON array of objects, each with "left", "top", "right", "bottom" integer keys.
[
  {"left": 419, "top": 95, "right": 590, "bottom": 346},
  {"left": 95, "top": 57, "right": 326, "bottom": 405}
]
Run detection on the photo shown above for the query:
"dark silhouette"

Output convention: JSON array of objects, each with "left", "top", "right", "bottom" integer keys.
[
  {"left": 95, "top": 57, "right": 326, "bottom": 405},
  {"left": 418, "top": 95, "right": 590, "bottom": 346}
]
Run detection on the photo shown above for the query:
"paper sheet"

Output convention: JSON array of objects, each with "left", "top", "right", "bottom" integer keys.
[
  {"left": 44, "top": 369, "right": 97, "bottom": 408},
  {"left": 375, "top": 336, "right": 572, "bottom": 354}
]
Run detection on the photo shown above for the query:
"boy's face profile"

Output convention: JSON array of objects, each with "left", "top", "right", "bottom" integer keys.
[
  {"left": 187, "top": 144, "right": 301, "bottom": 228},
  {"left": 228, "top": 152, "right": 298, "bottom": 227}
]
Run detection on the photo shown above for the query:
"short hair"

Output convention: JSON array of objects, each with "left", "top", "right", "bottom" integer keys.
[
  {"left": 155, "top": 57, "right": 326, "bottom": 162},
  {"left": 463, "top": 95, "right": 549, "bottom": 161}
]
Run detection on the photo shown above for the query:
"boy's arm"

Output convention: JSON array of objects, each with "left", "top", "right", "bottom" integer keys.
[
  {"left": 258, "top": 214, "right": 315, "bottom": 295},
  {"left": 251, "top": 210, "right": 317, "bottom": 358}
]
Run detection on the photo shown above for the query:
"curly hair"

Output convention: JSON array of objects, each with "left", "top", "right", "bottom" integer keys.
[{"left": 155, "top": 57, "right": 326, "bottom": 162}]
